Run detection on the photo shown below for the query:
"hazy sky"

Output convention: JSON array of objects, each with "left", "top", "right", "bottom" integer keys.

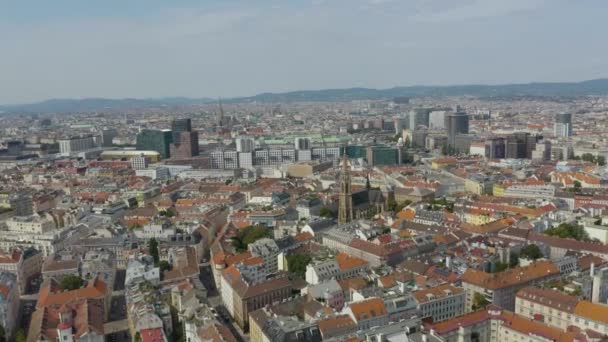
[{"left": 1, "top": 0, "right": 608, "bottom": 104}]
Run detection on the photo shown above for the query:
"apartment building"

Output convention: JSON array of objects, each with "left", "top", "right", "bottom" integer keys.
[
  {"left": 412, "top": 284, "right": 465, "bottom": 322},
  {"left": 461, "top": 260, "right": 560, "bottom": 311},
  {"left": 305, "top": 252, "right": 369, "bottom": 285},
  {"left": 516, "top": 286, "right": 608, "bottom": 335}
]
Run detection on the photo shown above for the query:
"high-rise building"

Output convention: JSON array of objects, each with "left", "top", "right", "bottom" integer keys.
[
  {"left": 429, "top": 111, "right": 447, "bottom": 130},
  {"left": 409, "top": 109, "right": 430, "bottom": 130},
  {"left": 446, "top": 107, "right": 469, "bottom": 147},
  {"left": 131, "top": 154, "right": 150, "bottom": 170},
  {"left": 294, "top": 137, "right": 311, "bottom": 150},
  {"left": 236, "top": 137, "right": 255, "bottom": 153},
  {"left": 171, "top": 118, "right": 192, "bottom": 136},
  {"left": 58, "top": 136, "right": 97, "bottom": 155},
  {"left": 10, "top": 193, "right": 33, "bottom": 217},
  {"left": 531, "top": 140, "right": 552, "bottom": 161},
  {"left": 136, "top": 129, "right": 173, "bottom": 159},
  {"left": 454, "top": 135, "right": 473, "bottom": 155},
  {"left": 101, "top": 129, "right": 117, "bottom": 147},
  {"left": 488, "top": 138, "right": 506, "bottom": 159},
  {"left": 554, "top": 112, "right": 572, "bottom": 138},
  {"left": 338, "top": 156, "right": 353, "bottom": 225},
  {"left": 170, "top": 131, "right": 199, "bottom": 159},
  {"left": 411, "top": 129, "right": 428, "bottom": 148},
  {"left": 366, "top": 146, "right": 400, "bottom": 166},
  {"left": 393, "top": 117, "right": 404, "bottom": 134},
  {"left": 506, "top": 132, "right": 537, "bottom": 159}
]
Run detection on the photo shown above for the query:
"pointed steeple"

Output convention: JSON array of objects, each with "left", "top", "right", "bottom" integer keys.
[{"left": 338, "top": 154, "right": 353, "bottom": 224}]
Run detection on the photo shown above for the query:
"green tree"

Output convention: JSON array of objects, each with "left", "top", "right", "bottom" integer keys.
[
  {"left": 544, "top": 223, "right": 589, "bottom": 241},
  {"left": 472, "top": 292, "right": 490, "bottom": 311},
  {"left": 149, "top": 238, "right": 160, "bottom": 265},
  {"left": 581, "top": 153, "right": 595, "bottom": 163},
  {"left": 159, "top": 260, "right": 171, "bottom": 273},
  {"left": 0, "top": 324, "right": 5, "bottom": 342},
  {"left": 493, "top": 262, "right": 509, "bottom": 273},
  {"left": 597, "top": 156, "right": 606, "bottom": 166},
  {"left": 231, "top": 225, "right": 272, "bottom": 252},
  {"left": 319, "top": 207, "right": 335, "bottom": 219},
  {"left": 395, "top": 200, "right": 412, "bottom": 212},
  {"left": 134, "top": 332, "right": 142, "bottom": 342},
  {"left": 287, "top": 253, "right": 312, "bottom": 279},
  {"left": 520, "top": 244, "right": 543, "bottom": 260},
  {"left": 59, "top": 274, "right": 84, "bottom": 291},
  {"left": 159, "top": 208, "right": 176, "bottom": 217},
  {"left": 15, "top": 329, "right": 26, "bottom": 342}
]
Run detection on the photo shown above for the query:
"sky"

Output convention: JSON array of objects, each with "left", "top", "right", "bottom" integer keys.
[{"left": 1, "top": 0, "right": 608, "bottom": 104}]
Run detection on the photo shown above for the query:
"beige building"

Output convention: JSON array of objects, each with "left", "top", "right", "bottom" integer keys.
[
  {"left": 516, "top": 286, "right": 608, "bottom": 335},
  {"left": 412, "top": 284, "right": 465, "bottom": 322},
  {"left": 461, "top": 260, "right": 560, "bottom": 312},
  {"left": 426, "top": 306, "right": 580, "bottom": 342},
  {"left": 221, "top": 266, "right": 293, "bottom": 330}
]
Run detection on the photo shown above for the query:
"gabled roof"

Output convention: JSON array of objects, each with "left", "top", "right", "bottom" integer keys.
[{"left": 349, "top": 297, "right": 387, "bottom": 322}]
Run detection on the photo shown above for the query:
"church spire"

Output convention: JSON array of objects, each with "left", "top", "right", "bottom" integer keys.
[{"left": 338, "top": 154, "right": 353, "bottom": 224}]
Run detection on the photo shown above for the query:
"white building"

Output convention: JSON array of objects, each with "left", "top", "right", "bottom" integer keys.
[
  {"left": 236, "top": 137, "right": 255, "bottom": 153},
  {"left": 248, "top": 238, "right": 280, "bottom": 274},
  {"left": 135, "top": 167, "right": 170, "bottom": 181},
  {"left": 6, "top": 214, "right": 56, "bottom": 234},
  {"left": 125, "top": 256, "right": 160, "bottom": 286},
  {"left": 413, "top": 284, "right": 465, "bottom": 322},
  {"left": 429, "top": 111, "right": 447, "bottom": 130},
  {"left": 131, "top": 155, "right": 149, "bottom": 170},
  {"left": 58, "top": 136, "right": 97, "bottom": 155}
]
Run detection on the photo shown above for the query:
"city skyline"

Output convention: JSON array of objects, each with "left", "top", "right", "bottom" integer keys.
[{"left": 2, "top": 0, "right": 608, "bottom": 103}]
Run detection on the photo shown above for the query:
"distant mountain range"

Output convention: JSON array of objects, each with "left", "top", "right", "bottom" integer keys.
[
  {"left": 2, "top": 79, "right": 608, "bottom": 113},
  {"left": 0, "top": 97, "right": 215, "bottom": 114}
]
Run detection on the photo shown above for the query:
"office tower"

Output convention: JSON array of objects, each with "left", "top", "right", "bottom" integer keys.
[
  {"left": 6, "top": 141, "right": 24, "bottom": 156},
  {"left": 131, "top": 154, "right": 149, "bottom": 170},
  {"left": 58, "top": 136, "right": 97, "bottom": 154},
  {"left": 506, "top": 132, "right": 537, "bottom": 159},
  {"left": 409, "top": 109, "right": 430, "bottom": 130},
  {"left": 488, "top": 138, "right": 506, "bottom": 159},
  {"left": 412, "top": 129, "right": 428, "bottom": 148},
  {"left": 171, "top": 118, "right": 192, "bottom": 143},
  {"left": 393, "top": 117, "right": 404, "bottom": 135},
  {"left": 223, "top": 151, "right": 239, "bottom": 169},
  {"left": 366, "top": 146, "right": 399, "bottom": 166},
  {"left": 429, "top": 111, "right": 447, "bottom": 130},
  {"left": 210, "top": 150, "right": 225, "bottom": 169},
  {"left": 171, "top": 118, "right": 192, "bottom": 135},
  {"left": 531, "top": 140, "right": 552, "bottom": 161},
  {"left": 170, "top": 131, "right": 199, "bottom": 159},
  {"left": 10, "top": 193, "right": 33, "bottom": 217},
  {"left": 554, "top": 112, "right": 572, "bottom": 137},
  {"left": 236, "top": 137, "right": 255, "bottom": 153},
  {"left": 425, "top": 134, "right": 448, "bottom": 151},
  {"left": 372, "top": 118, "right": 384, "bottom": 130},
  {"left": 454, "top": 135, "right": 473, "bottom": 154},
  {"left": 238, "top": 152, "right": 253, "bottom": 169},
  {"left": 294, "top": 137, "right": 311, "bottom": 150},
  {"left": 136, "top": 129, "right": 173, "bottom": 159},
  {"left": 311, "top": 147, "right": 340, "bottom": 162},
  {"left": 101, "top": 129, "right": 117, "bottom": 147},
  {"left": 446, "top": 107, "right": 469, "bottom": 147},
  {"left": 338, "top": 156, "right": 353, "bottom": 225}
]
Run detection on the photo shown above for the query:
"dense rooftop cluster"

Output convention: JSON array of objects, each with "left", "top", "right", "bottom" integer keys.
[{"left": 2, "top": 95, "right": 608, "bottom": 341}]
